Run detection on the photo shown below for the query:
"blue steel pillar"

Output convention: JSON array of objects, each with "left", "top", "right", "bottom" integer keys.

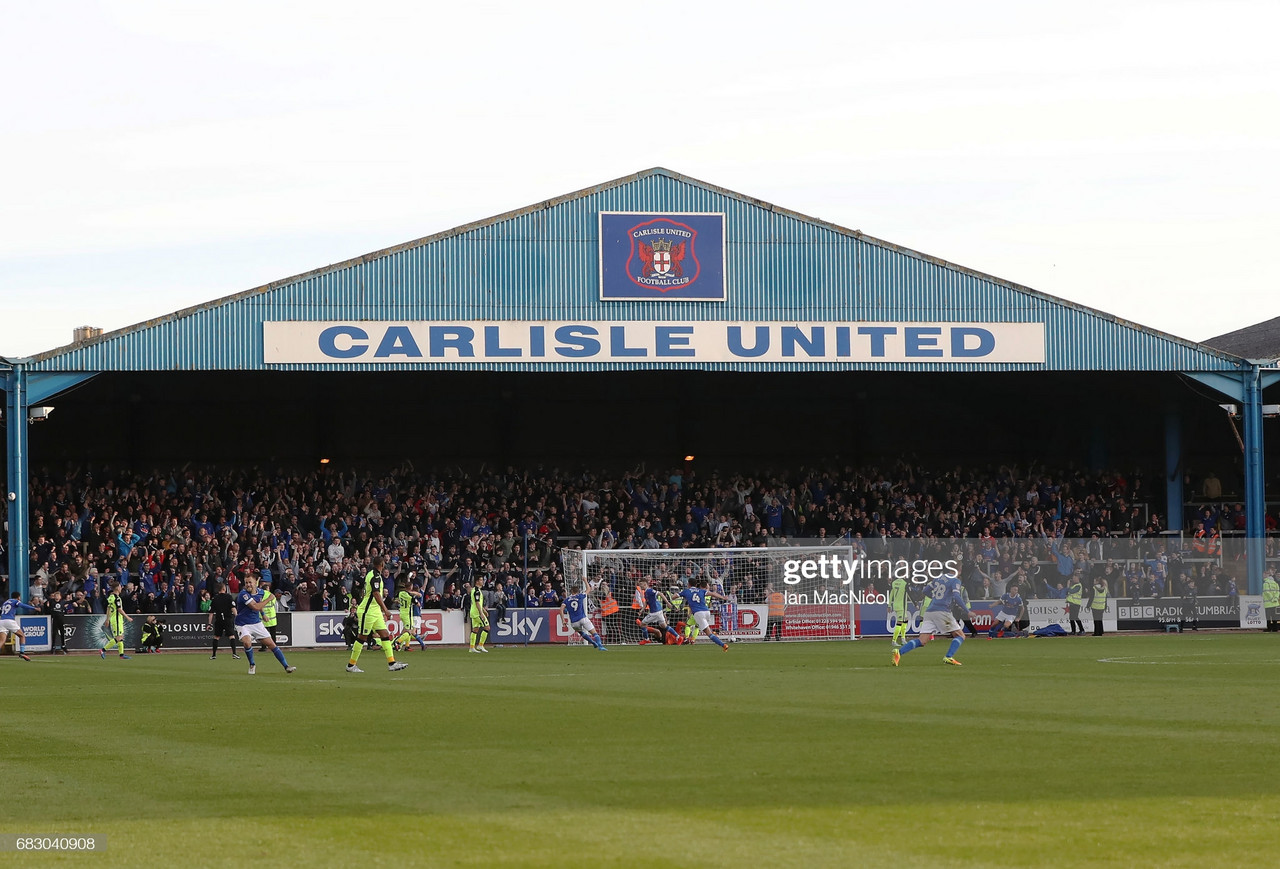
[
  {"left": 5, "top": 366, "right": 30, "bottom": 598},
  {"left": 1164, "top": 408, "right": 1183, "bottom": 533},
  {"left": 1243, "top": 366, "right": 1266, "bottom": 595}
]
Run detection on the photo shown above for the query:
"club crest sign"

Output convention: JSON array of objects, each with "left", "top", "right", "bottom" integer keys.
[{"left": 599, "top": 212, "right": 726, "bottom": 301}]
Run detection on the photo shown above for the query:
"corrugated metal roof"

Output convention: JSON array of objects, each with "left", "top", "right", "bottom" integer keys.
[{"left": 24, "top": 167, "right": 1245, "bottom": 373}]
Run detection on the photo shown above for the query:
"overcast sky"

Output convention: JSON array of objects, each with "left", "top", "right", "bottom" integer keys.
[{"left": 2, "top": 0, "right": 1277, "bottom": 358}]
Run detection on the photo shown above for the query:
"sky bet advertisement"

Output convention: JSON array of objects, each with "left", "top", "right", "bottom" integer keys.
[{"left": 262, "top": 209, "right": 1046, "bottom": 365}]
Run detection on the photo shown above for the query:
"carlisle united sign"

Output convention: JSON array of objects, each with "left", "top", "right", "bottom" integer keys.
[
  {"left": 263, "top": 321, "right": 1047, "bottom": 364},
  {"left": 599, "top": 212, "right": 726, "bottom": 301}
]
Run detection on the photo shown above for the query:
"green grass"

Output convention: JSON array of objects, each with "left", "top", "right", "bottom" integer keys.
[{"left": 4, "top": 634, "right": 1280, "bottom": 868}]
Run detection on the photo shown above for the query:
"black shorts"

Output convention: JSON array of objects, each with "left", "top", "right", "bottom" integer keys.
[{"left": 212, "top": 616, "right": 232, "bottom": 637}]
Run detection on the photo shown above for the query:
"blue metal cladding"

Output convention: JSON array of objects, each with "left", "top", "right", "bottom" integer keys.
[{"left": 27, "top": 168, "right": 1243, "bottom": 374}]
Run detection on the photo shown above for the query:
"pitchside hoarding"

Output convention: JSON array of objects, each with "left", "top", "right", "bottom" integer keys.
[
  {"left": 59, "top": 614, "right": 293, "bottom": 650},
  {"left": 854, "top": 599, "right": 1121, "bottom": 636},
  {"left": 16, "top": 616, "right": 52, "bottom": 652},
  {"left": 1116, "top": 596, "right": 1260, "bottom": 630}
]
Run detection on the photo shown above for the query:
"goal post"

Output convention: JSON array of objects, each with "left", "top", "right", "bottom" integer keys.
[{"left": 560, "top": 545, "right": 859, "bottom": 643}]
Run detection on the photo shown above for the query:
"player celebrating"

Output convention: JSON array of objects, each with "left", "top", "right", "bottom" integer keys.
[
  {"left": 0, "top": 592, "right": 40, "bottom": 661},
  {"left": 100, "top": 579, "right": 133, "bottom": 660},
  {"left": 466, "top": 577, "right": 490, "bottom": 654},
  {"left": 235, "top": 574, "right": 296, "bottom": 675},
  {"left": 888, "top": 574, "right": 910, "bottom": 648},
  {"left": 393, "top": 579, "right": 426, "bottom": 652},
  {"left": 680, "top": 579, "right": 731, "bottom": 651},
  {"left": 636, "top": 578, "right": 682, "bottom": 645},
  {"left": 988, "top": 583, "right": 1026, "bottom": 639},
  {"left": 347, "top": 556, "right": 408, "bottom": 672},
  {"left": 893, "top": 571, "right": 972, "bottom": 666},
  {"left": 561, "top": 584, "right": 607, "bottom": 650}
]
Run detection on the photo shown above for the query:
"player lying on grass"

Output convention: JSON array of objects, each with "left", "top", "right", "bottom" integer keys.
[
  {"left": 562, "top": 584, "right": 607, "bottom": 650},
  {"left": 635, "top": 578, "right": 683, "bottom": 645},
  {"left": 893, "top": 572, "right": 972, "bottom": 667}
]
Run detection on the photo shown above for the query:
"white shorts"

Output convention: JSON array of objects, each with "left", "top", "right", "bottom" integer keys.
[
  {"left": 693, "top": 611, "right": 714, "bottom": 631},
  {"left": 0, "top": 619, "right": 19, "bottom": 633},
  {"left": 919, "top": 610, "right": 962, "bottom": 637},
  {"left": 236, "top": 622, "right": 271, "bottom": 642},
  {"left": 996, "top": 612, "right": 1018, "bottom": 626},
  {"left": 571, "top": 618, "right": 596, "bottom": 635},
  {"left": 642, "top": 611, "right": 668, "bottom": 628}
]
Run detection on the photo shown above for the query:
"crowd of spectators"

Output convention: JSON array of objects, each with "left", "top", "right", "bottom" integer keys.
[{"left": 0, "top": 460, "right": 1273, "bottom": 615}]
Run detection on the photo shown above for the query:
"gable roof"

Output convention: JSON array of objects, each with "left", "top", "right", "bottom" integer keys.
[
  {"left": 1203, "top": 316, "right": 1280, "bottom": 362},
  {"left": 24, "top": 167, "right": 1245, "bottom": 373}
]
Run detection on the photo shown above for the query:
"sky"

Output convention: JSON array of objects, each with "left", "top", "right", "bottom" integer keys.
[{"left": 2, "top": 0, "right": 1278, "bottom": 358}]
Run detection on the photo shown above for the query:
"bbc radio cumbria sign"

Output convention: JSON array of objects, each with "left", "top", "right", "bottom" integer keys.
[{"left": 264, "top": 321, "right": 1046, "bottom": 364}]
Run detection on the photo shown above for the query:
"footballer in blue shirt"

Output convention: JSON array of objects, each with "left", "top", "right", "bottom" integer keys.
[
  {"left": 636, "top": 578, "right": 683, "bottom": 645},
  {"left": 235, "top": 574, "right": 297, "bottom": 676},
  {"left": 561, "top": 585, "right": 607, "bottom": 650},
  {"left": 988, "top": 584, "right": 1026, "bottom": 639},
  {"left": 893, "top": 574, "right": 971, "bottom": 666},
  {"left": 0, "top": 593, "right": 40, "bottom": 661},
  {"left": 680, "top": 579, "right": 731, "bottom": 650}
]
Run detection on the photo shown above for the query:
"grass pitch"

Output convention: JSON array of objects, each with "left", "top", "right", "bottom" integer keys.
[{"left": 4, "top": 634, "right": 1279, "bottom": 868}]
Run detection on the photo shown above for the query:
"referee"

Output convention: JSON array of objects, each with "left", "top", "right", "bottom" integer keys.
[{"left": 207, "top": 581, "right": 240, "bottom": 659}]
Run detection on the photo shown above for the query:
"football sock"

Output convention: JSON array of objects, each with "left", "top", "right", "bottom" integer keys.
[
  {"left": 380, "top": 639, "right": 396, "bottom": 661},
  {"left": 273, "top": 647, "right": 289, "bottom": 668},
  {"left": 349, "top": 641, "right": 364, "bottom": 665},
  {"left": 899, "top": 639, "right": 922, "bottom": 655},
  {"left": 947, "top": 637, "right": 963, "bottom": 658},
  {"left": 469, "top": 633, "right": 476, "bottom": 649},
  {"left": 711, "top": 634, "right": 726, "bottom": 648},
  {"left": 478, "top": 630, "right": 488, "bottom": 647},
  {"left": 245, "top": 647, "right": 256, "bottom": 666}
]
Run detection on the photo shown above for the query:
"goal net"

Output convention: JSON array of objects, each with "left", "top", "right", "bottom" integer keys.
[{"left": 560, "top": 545, "right": 858, "bottom": 643}]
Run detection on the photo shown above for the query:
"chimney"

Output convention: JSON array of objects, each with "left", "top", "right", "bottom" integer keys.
[{"left": 73, "top": 326, "right": 103, "bottom": 343}]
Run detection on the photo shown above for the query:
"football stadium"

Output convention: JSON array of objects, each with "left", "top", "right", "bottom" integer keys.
[{"left": 3, "top": 168, "right": 1280, "bottom": 867}]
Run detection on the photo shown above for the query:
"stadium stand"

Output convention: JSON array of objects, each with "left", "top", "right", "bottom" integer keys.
[{"left": 9, "top": 460, "right": 1274, "bottom": 618}]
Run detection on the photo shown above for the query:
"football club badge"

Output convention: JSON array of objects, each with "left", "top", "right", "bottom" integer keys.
[{"left": 599, "top": 212, "right": 726, "bottom": 301}]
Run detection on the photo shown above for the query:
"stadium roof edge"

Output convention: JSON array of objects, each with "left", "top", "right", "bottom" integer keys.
[{"left": 23, "top": 166, "right": 1248, "bottom": 369}]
